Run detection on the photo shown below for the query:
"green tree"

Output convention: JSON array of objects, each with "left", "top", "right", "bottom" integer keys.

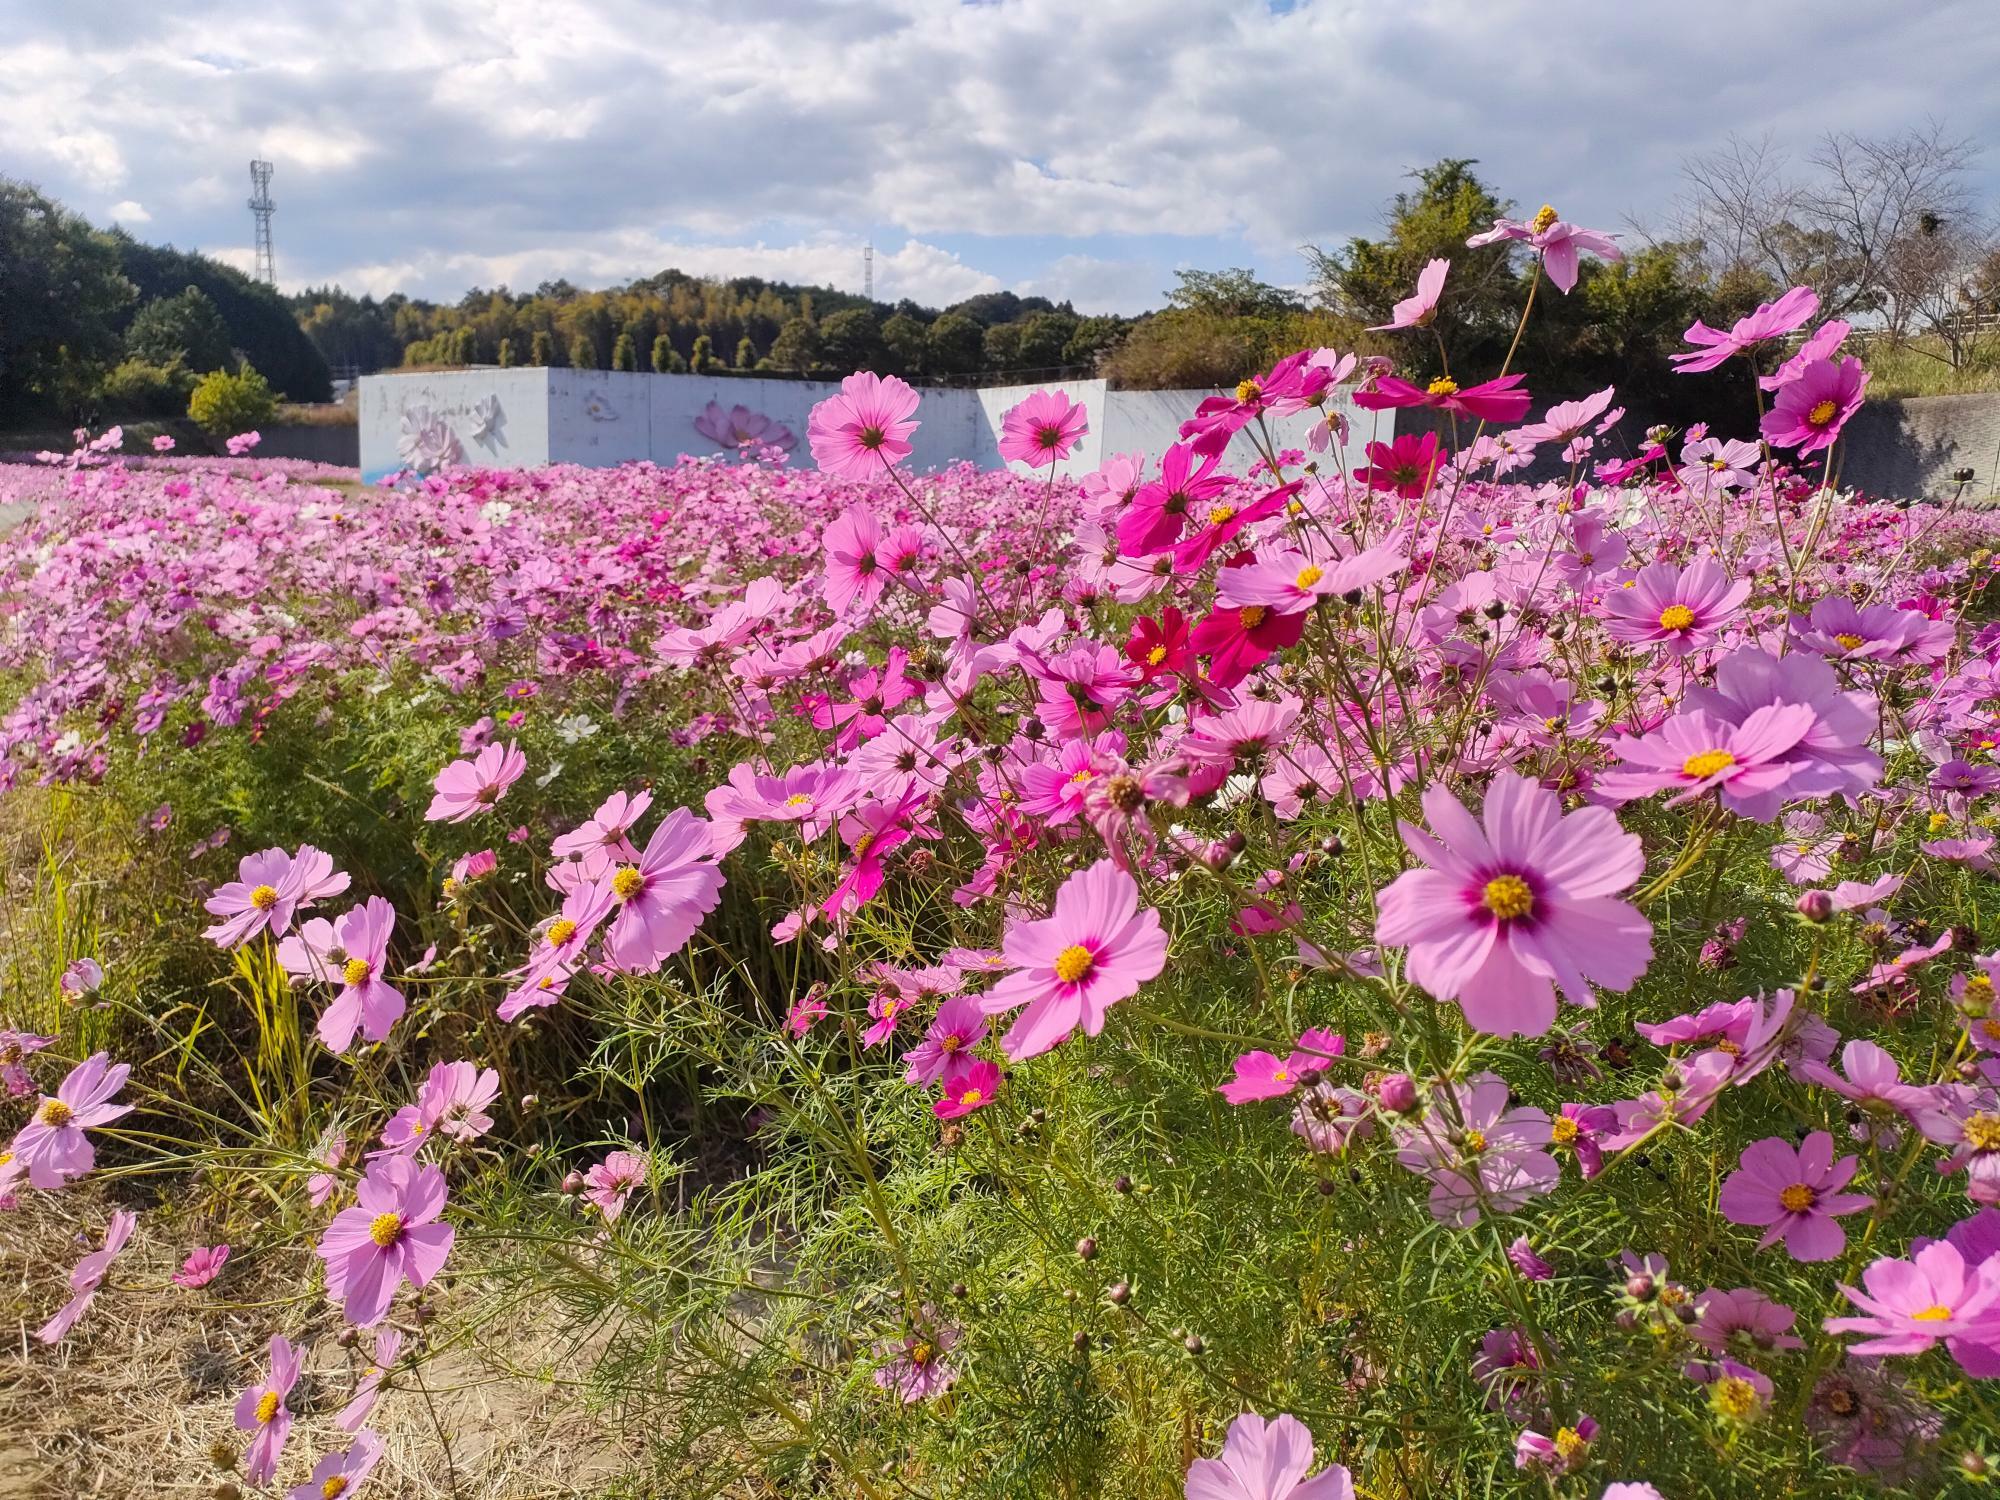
[
  {"left": 690, "top": 333, "right": 716, "bottom": 374},
  {"left": 982, "top": 321, "right": 1024, "bottom": 372},
  {"left": 768, "top": 317, "right": 821, "bottom": 375},
  {"left": 651, "top": 334, "right": 675, "bottom": 373},
  {"left": 530, "top": 330, "right": 554, "bottom": 367},
  {"left": 1016, "top": 310, "right": 1080, "bottom": 370},
  {"left": 0, "top": 178, "right": 135, "bottom": 420},
  {"left": 881, "top": 310, "right": 929, "bottom": 375},
  {"left": 924, "top": 313, "right": 984, "bottom": 377},
  {"left": 1063, "top": 315, "right": 1129, "bottom": 371},
  {"left": 99, "top": 357, "right": 196, "bottom": 417},
  {"left": 126, "top": 285, "right": 234, "bottom": 373},
  {"left": 734, "top": 336, "right": 756, "bottom": 370},
  {"left": 497, "top": 337, "right": 514, "bottom": 368},
  {"left": 187, "top": 363, "right": 277, "bottom": 440},
  {"left": 449, "top": 325, "right": 478, "bottom": 366},
  {"left": 568, "top": 332, "right": 599, "bottom": 370},
  {"left": 116, "top": 231, "right": 329, "bottom": 400},
  {"left": 817, "top": 309, "right": 886, "bottom": 376},
  {"left": 612, "top": 332, "right": 638, "bottom": 371}
]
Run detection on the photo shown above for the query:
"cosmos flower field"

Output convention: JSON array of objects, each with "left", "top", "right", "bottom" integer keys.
[{"left": 6, "top": 250, "right": 2000, "bottom": 1498}]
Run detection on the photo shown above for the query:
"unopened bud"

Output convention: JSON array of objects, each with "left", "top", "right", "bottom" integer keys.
[
  {"left": 1796, "top": 890, "right": 1834, "bottom": 923},
  {"left": 561, "top": 1170, "right": 584, "bottom": 1195},
  {"left": 1075, "top": 1236, "right": 1098, "bottom": 1260},
  {"left": 1376, "top": 1074, "right": 1418, "bottom": 1114},
  {"left": 1107, "top": 1281, "right": 1131, "bottom": 1306},
  {"left": 1626, "top": 1273, "right": 1656, "bottom": 1302}
]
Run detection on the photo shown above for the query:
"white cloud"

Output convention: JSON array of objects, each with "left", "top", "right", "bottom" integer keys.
[{"left": 107, "top": 200, "right": 151, "bottom": 224}]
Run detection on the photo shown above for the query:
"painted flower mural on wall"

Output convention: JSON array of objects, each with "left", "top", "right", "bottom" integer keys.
[
  {"left": 694, "top": 401, "right": 798, "bottom": 459},
  {"left": 397, "top": 406, "right": 462, "bottom": 474}
]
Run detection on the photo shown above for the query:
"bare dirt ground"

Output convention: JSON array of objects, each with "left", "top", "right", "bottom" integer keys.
[{"left": 1, "top": 1193, "right": 639, "bottom": 1499}]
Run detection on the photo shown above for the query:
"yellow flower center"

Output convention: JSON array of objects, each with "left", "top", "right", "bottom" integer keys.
[
  {"left": 1807, "top": 398, "right": 1839, "bottom": 427},
  {"left": 1146, "top": 645, "right": 1168, "bottom": 666},
  {"left": 941, "top": 1034, "right": 962, "bottom": 1053},
  {"left": 1481, "top": 874, "right": 1534, "bottom": 921},
  {"left": 1778, "top": 1183, "right": 1816, "bottom": 1213},
  {"left": 851, "top": 832, "right": 875, "bottom": 860},
  {"left": 1657, "top": 603, "right": 1697, "bottom": 632},
  {"left": 1206, "top": 503, "right": 1237, "bottom": 526},
  {"left": 249, "top": 884, "right": 280, "bottom": 911},
  {"left": 254, "top": 1390, "right": 281, "bottom": 1424},
  {"left": 1553, "top": 1426, "right": 1588, "bottom": 1462},
  {"left": 1426, "top": 377, "right": 1459, "bottom": 398},
  {"left": 611, "top": 866, "right": 645, "bottom": 900},
  {"left": 1965, "top": 1113, "right": 2000, "bottom": 1153},
  {"left": 910, "top": 1341, "right": 935, "bottom": 1366},
  {"left": 1294, "top": 565, "right": 1324, "bottom": 589},
  {"left": 1235, "top": 379, "right": 1262, "bottom": 404},
  {"left": 1834, "top": 633, "right": 1865, "bottom": 651},
  {"left": 1238, "top": 605, "right": 1267, "bottom": 629},
  {"left": 1911, "top": 1305, "right": 1953, "bottom": 1322},
  {"left": 1053, "top": 944, "right": 1096, "bottom": 984},
  {"left": 546, "top": 918, "right": 578, "bottom": 947},
  {"left": 1070, "top": 769, "right": 1093, "bottom": 784},
  {"left": 958, "top": 1088, "right": 984, "bottom": 1108},
  {"left": 1682, "top": 749, "right": 1736, "bottom": 779},
  {"left": 1965, "top": 975, "right": 1994, "bottom": 1007},
  {"left": 368, "top": 1211, "right": 404, "bottom": 1248},
  {"left": 323, "top": 1478, "right": 351, "bottom": 1500},
  {"left": 36, "top": 1098, "right": 74, "bottom": 1128},
  {"left": 1273, "top": 1070, "right": 1290, "bottom": 1085},
  {"left": 1550, "top": 1115, "right": 1579, "bottom": 1144},
  {"left": 783, "top": 793, "right": 812, "bottom": 807},
  {"left": 1711, "top": 1376, "right": 1759, "bottom": 1422},
  {"left": 1462, "top": 1129, "right": 1488, "bottom": 1155},
  {"left": 1930, "top": 811, "right": 1952, "bottom": 833},
  {"left": 1530, "top": 204, "right": 1560, "bottom": 234},
  {"left": 342, "top": 957, "right": 372, "bottom": 987}
]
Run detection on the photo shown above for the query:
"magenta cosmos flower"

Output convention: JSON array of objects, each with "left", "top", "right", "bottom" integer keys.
[
  {"left": 1185, "top": 1411, "right": 1354, "bottom": 1500},
  {"left": 1374, "top": 773, "right": 1651, "bottom": 1037},
  {"left": 902, "top": 995, "right": 989, "bottom": 1084},
  {"left": 317, "top": 1154, "right": 454, "bottom": 1326},
  {"left": 602, "top": 807, "right": 726, "bottom": 974},
  {"left": 1826, "top": 1241, "right": 2000, "bottom": 1376},
  {"left": 933, "top": 1055, "right": 1002, "bottom": 1120},
  {"left": 10, "top": 1051, "right": 132, "bottom": 1189},
  {"left": 807, "top": 371, "right": 920, "bottom": 479},
  {"left": 1601, "top": 559, "right": 1750, "bottom": 657},
  {"left": 1354, "top": 372, "right": 1531, "bottom": 425},
  {"left": 173, "top": 1243, "right": 231, "bottom": 1289},
  {"left": 426, "top": 740, "right": 526, "bottom": 822},
  {"left": 1468, "top": 205, "right": 1622, "bottom": 293},
  {"left": 235, "top": 1335, "right": 303, "bottom": 1485},
  {"left": 998, "top": 389, "right": 1089, "bottom": 467},
  {"left": 1761, "top": 354, "right": 1867, "bottom": 455},
  {"left": 288, "top": 1431, "right": 385, "bottom": 1500},
  {"left": 1718, "top": 1131, "right": 1873, "bottom": 1262},
  {"left": 1217, "top": 1029, "right": 1344, "bottom": 1105},
  {"left": 203, "top": 843, "right": 350, "bottom": 946},
  {"left": 1369, "top": 257, "right": 1448, "bottom": 331},
  {"left": 36, "top": 1207, "right": 136, "bottom": 1343},
  {"left": 980, "top": 859, "right": 1169, "bottom": 1061},
  {"left": 1672, "top": 285, "right": 1819, "bottom": 373},
  {"left": 316, "top": 896, "right": 406, "bottom": 1054}
]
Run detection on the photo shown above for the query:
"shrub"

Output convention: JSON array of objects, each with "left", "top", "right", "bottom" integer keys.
[
  {"left": 185, "top": 363, "right": 276, "bottom": 439},
  {"left": 98, "top": 356, "right": 196, "bottom": 417}
]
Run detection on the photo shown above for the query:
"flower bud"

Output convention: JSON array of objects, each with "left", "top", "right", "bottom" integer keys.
[
  {"left": 1376, "top": 1074, "right": 1418, "bottom": 1114},
  {"left": 1626, "top": 1273, "right": 1656, "bottom": 1302},
  {"left": 1107, "top": 1281, "right": 1131, "bottom": 1306},
  {"left": 561, "top": 1170, "right": 584, "bottom": 1195},
  {"left": 1795, "top": 890, "right": 1834, "bottom": 923},
  {"left": 1183, "top": 1333, "right": 1205, "bottom": 1355},
  {"left": 1075, "top": 1236, "right": 1098, "bottom": 1260}
]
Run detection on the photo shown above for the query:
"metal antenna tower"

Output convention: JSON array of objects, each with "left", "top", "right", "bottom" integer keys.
[
  {"left": 248, "top": 160, "right": 276, "bottom": 285},
  {"left": 863, "top": 241, "right": 873, "bottom": 300}
]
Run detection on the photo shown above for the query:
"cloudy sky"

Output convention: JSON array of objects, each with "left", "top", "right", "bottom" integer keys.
[{"left": 5, "top": 0, "right": 1998, "bottom": 314}]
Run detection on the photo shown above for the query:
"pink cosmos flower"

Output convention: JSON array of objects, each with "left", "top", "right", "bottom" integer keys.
[
  {"left": 1185, "top": 1411, "right": 1354, "bottom": 1500},
  {"left": 1290, "top": 1083, "right": 1374, "bottom": 1154},
  {"left": 692, "top": 400, "right": 797, "bottom": 456},
  {"left": 1598, "top": 704, "right": 1817, "bottom": 822},
  {"left": 584, "top": 1149, "right": 647, "bottom": 1221},
  {"left": 317, "top": 1155, "right": 454, "bottom": 1327},
  {"left": 1468, "top": 208, "right": 1622, "bottom": 293},
  {"left": 1761, "top": 355, "right": 1867, "bottom": 455},
  {"left": 1215, "top": 542, "right": 1407, "bottom": 620},
  {"left": 706, "top": 761, "right": 860, "bottom": 850},
  {"left": 1393, "top": 1071, "right": 1559, "bottom": 1226},
  {"left": 499, "top": 878, "right": 613, "bottom": 1021},
  {"left": 1761, "top": 318, "right": 1851, "bottom": 390},
  {"left": 1796, "top": 1040, "right": 1936, "bottom": 1142},
  {"left": 1690, "top": 1286, "right": 1803, "bottom": 1358},
  {"left": 58, "top": 958, "right": 104, "bottom": 996},
  {"left": 226, "top": 430, "right": 262, "bottom": 456},
  {"left": 807, "top": 371, "right": 920, "bottom": 479},
  {"left": 288, "top": 1432, "right": 384, "bottom": 1500},
  {"left": 979, "top": 860, "right": 1169, "bottom": 1061},
  {"left": 1718, "top": 1131, "right": 1873, "bottom": 1262},
  {"left": 1216, "top": 1030, "right": 1343, "bottom": 1105},
  {"left": 551, "top": 788, "right": 652, "bottom": 862},
  {"left": 1514, "top": 1414, "right": 1595, "bottom": 1476},
  {"left": 602, "top": 807, "right": 726, "bottom": 973},
  {"left": 933, "top": 1055, "right": 1002, "bottom": 1120},
  {"left": 151, "top": 434, "right": 175, "bottom": 453},
  {"left": 235, "top": 1335, "right": 302, "bottom": 1485},
  {"left": 901, "top": 995, "right": 989, "bottom": 1084},
  {"left": 1681, "top": 648, "right": 1881, "bottom": 803},
  {"left": 379, "top": 1060, "right": 500, "bottom": 1153},
  {"left": 1355, "top": 432, "right": 1444, "bottom": 497},
  {"left": 874, "top": 1319, "right": 960, "bottom": 1403},
  {"left": 173, "top": 1243, "right": 231, "bottom": 1289},
  {"left": 1354, "top": 372, "right": 1532, "bottom": 425},
  {"left": 9, "top": 1052, "right": 133, "bottom": 1189},
  {"left": 426, "top": 740, "right": 527, "bottom": 822},
  {"left": 998, "top": 389, "right": 1089, "bottom": 467},
  {"left": 821, "top": 506, "right": 893, "bottom": 617},
  {"left": 309, "top": 1131, "right": 347, "bottom": 1207},
  {"left": 1672, "top": 285, "right": 1819, "bottom": 373},
  {"left": 1552, "top": 1102, "right": 1617, "bottom": 1178},
  {"left": 1826, "top": 1241, "right": 2000, "bottom": 1376},
  {"left": 337, "top": 1327, "right": 402, "bottom": 1432},
  {"left": 1603, "top": 1487, "right": 1666, "bottom": 1500},
  {"left": 1118, "top": 443, "right": 1232, "bottom": 555},
  {"left": 35, "top": 1208, "right": 136, "bottom": 1343},
  {"left": 203, "top": 844, "right": 351, "bottom": 946},
  {"left": 1600, "top": 559, "right": 1750, "bottom": 657},
  {"left": 1374, "top": 773, "right": 1651, "bottom": 1037},
  {"left": 449, "top": 848, "right": 497, "bottom": 887},
  {"left": 316, "top": 896, "right": 406, "bottom": 1054},
  {"left": 1369, "top": 257, "right": 1449, "bottom": 331},
  {"left": 0, "top": 1027, "right": 52, "bottom": 1096}
]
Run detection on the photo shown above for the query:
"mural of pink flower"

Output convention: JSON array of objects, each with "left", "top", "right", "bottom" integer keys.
[{"left": 694, "top": 401, "right": 797, "bottom": 458}]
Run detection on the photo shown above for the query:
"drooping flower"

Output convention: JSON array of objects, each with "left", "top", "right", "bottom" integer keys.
[
  {"left": 1369, "top": 257, "right": 1449, "bottom": 332},
  {"left": 173, "top": 1243, "right": 231, "bottom": 1289},
  {"left": 979, "top": 859, "right": 1169, "bottom": 1060},
  {"left": 0, "top": 1026, "right": 52, "bottom": 1096},
  {"left": 337, "top": 1328, "right": 402, "bottom": 1432},
  {"left": 8, "top": 1052, "right": 133, "bottom": 1189},
  {"left": 287, "top": 1431, "right": 385, "bottom": 1500},
  {"left": 1718, "top": 1132, "right": 1873, "bottom": 1262},
  {"left": 1374, "top": 773, "right": 1651, "bottom": 1037},
  {"left": 1672, "top": 286, "right": 1820, "bottom": 373},
  {"left": 35, "top": 1208, "right": 136, "bottom": 1343},
  {"left": 425, "top": 740, "right": 527, "bottom": 822},
  {"left": 807, "top": 371, "right": 921, "bottom": 479},
  {"left": 1216, "top": 1030, "right": 1343, "bottom": 1105},
  {"left": 1514, "top": 1414, "right": 1596, "bottom": 1476},
  {"left": 583, "top": 1149, "right": 647, "bottom": 1221},
  {"left": 998, "top": 389, "right": 1089, "bottom": 467},
  {"left": 316, "top": 1155, "right": 455, "bottom": 1326},
  {"left": 1184, "top": 1411, "right": 1354, "bottom": 1500},
  {"left": 1355, "top": 431, "right": 1444, "bottom": 497},
  {"left": 873, "top": 1316, "right": 961, "bottom": 1403},
  {"left": 1468, "top": 206, "right": 1623, "bottom": 293},
  {"left": 235, "top": 1335, "right": 303, "bottom": 1485},
  {"left": 1355, "top": 372, "right": 1532, "bottom": 425}
]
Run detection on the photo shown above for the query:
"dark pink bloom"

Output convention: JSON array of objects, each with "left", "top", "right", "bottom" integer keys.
[
  {"left": 35, "top": 1208, "right": 136, "bottom": 1343},
  {"left": 316, "top": 1155, "right": 454, "bottom": 1326},
  {"left": 1718, "top": 1131, "right": 1872, "bottom": 1262},
  {"left": 1185, "top": 1411, "right": 1354, "bottom": 1500},
  {"left": 1374, "top": 773, "right": 1651, "bottom": 1038},
  {"left": 425, "top": 740, "right": 526, "bottom": 822},
  {"left": 1217, "top": 1030, "right": 1342, "bottom": 1105},
  {"left": 9, "top": 1052, "right": 133, "bottom": 1189},
  {"left": 1354, "top": 372, "right": 1531, "bottom": 425},
  {"left": 234, "top": 1335, "right": 302, "bottom": 1485},
  {"left": 173, "top": 1243, "right": 231, "bottom": 1289},
  {"left": 1760, "top": 318, "right": 1851, "bottom": 391},
  {"left": 807, "top": 371, "right": 920, "bottom": 479},
  {"left": 998, "top": 389, "right": 1088, "bottom": 467},
  {"left": 1761, "top": 355, "right": 1867, "bottom": 455},
  {"left": 933, "top": 1056, "right": 1002, "bottom": 1120},
  {"left": 902, "top": 996, "right": 989, "bottom": 1084},
  {"left": 1118, "top": 443, "right": 1230, "bottom": 556}
]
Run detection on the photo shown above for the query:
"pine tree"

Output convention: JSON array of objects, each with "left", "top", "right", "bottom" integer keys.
[
  {"left": 690, "top": 334, "right": 715, "bottom": 374},
  {"left": 735, "top": 336, "right": 755, "bottom": 369},
  {"left": 569, "top": 332, "right": 599, "bottom": 370},
  {"left": 612, "top": 332, "right": 638, "bottom": 371}
]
